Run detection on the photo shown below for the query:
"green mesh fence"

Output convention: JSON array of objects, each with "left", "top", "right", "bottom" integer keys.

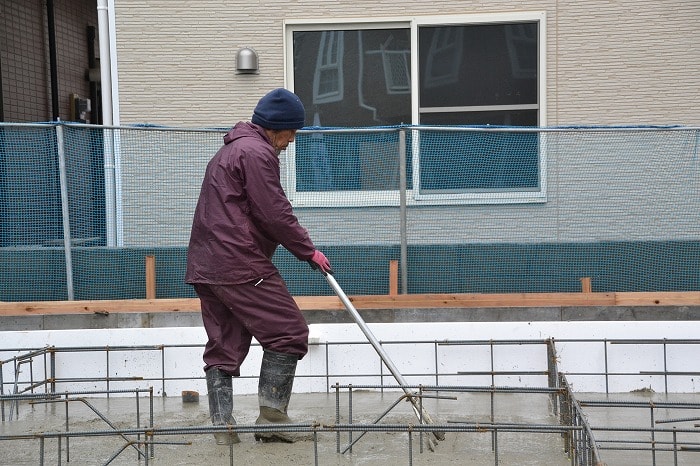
[{"left": 0, "top": 122, "right": 698, "bottom": 301}]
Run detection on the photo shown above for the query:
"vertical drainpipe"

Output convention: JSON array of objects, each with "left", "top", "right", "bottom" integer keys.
[
  {"left": 46, "top": 0, "right": 60, "bottom": 120},
  {"left": 97, "top": 0, "right": 117, "bottom": 246},
  {"left": 97, "top": 0, "right": 113, "bottom": 126},
  {"left": 0, "top": 56, "right": 4, "bottom": 121}
]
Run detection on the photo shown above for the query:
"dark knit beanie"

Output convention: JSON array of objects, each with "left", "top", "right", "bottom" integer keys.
[{"left": 251, "top": 88, "right": 306, "bottom": 130}]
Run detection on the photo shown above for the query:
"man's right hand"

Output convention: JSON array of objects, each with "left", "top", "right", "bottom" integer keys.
[{"left": 310, "top": 250, "right": 332, "bottom": 274}]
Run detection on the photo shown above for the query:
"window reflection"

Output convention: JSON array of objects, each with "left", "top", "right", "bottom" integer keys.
[
  {"left": 313, "top": 31, "right": 344, "bottom": 104},
  {"left": 419, "top": 23, "right": 538, "bottom": 109},
  {"left": 293, "top": 29, "right": 412, "bottom": 127},
  {"left": 290, "top": 19, "right": 542, "bottom": 199},
  {"left": 424, "top": 27, "right": 463, "bottom": 89}
]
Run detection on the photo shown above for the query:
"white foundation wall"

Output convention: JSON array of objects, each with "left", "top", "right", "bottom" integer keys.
[{"left": 2, "top": 321, "right": 700, "bottom": 396}]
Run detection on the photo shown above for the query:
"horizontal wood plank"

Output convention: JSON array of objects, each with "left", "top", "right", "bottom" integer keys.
[
  {"left": 613, "top": 292, "right": 700, "bottom": 306},
  {"left": 0, "top": 292, "right": 698, "bottom": 317}
]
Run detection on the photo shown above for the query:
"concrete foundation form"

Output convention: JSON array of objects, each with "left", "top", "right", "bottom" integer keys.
[
  {"left": 3, "top": 327, "right": 700, "bottom": 465},
  {"left": 2, "top": 304, "right": 700, "bottom": 332}
]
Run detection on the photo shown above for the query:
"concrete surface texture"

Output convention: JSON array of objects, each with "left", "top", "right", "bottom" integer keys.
[
  {"left": 4, "top": 321, "right": 700, "bottom": 464},
  {"left": 4, "top": 389, "right": 700, "bottom": 465},
  {"left": 2, "top": 390, "right": 573, "bottom": 465}
]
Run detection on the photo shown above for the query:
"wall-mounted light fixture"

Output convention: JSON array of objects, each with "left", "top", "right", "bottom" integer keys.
[{"left": 236, "top": 47, "right": 259, "bottom": 74}]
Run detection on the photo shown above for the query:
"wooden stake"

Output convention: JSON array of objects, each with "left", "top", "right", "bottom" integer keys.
[
  {"left": 146, "top": 255, "right": 156, "bottom": 299},
  {"left": 389, "top": 260, "right": 399, "bottom": 296},
  {"left": 580, "top": 277, "right": 592, "bottom": 293}
]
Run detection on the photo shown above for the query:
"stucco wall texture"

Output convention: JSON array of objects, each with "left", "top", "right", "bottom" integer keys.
[{"left": 111, "top": 1, "right": 700, "bottom": 128}]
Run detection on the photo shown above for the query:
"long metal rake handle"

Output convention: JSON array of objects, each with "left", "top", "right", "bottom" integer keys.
[{"left": 319, "top": 269, "right": 445, "bottom": 442}]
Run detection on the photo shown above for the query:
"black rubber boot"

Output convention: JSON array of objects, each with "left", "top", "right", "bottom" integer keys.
[
  {"left": 255, "top": 350, "right": 307, "bottom": 443},
  {"left": 205, "top": 367, "right": 241, "bottom": 445}
]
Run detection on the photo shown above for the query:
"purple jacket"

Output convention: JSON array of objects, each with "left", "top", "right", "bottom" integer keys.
[{"left": 185, "top": 122, "right": 316, "bottom": 285}]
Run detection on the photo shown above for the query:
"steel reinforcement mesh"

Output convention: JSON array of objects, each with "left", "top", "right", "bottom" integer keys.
[{"left": 4, "top": 338, "right": 700, "bottom": 465}]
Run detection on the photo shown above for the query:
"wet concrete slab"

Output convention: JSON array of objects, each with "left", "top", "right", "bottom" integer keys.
[
  {"left": 5, "top": 388, "right": 700, "bottom": 464},
  {"left": 1, "top": 390, "right": 572, "bottom": 465}
]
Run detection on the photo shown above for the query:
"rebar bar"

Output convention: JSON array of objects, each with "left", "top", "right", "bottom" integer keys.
[{"left": 5, "top": 337, "right": 700, "bottom": 465}]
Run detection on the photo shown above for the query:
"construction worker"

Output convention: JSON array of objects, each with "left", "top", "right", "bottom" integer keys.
[{"left": 185, "top": 88, "right": 332, "bottom": 444}]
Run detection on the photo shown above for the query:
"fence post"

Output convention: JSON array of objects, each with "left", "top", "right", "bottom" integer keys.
[
  {"left": 0, "top": 360, "right": 5, "bottom": 421},
  {"left": 145, "top": 255, "right": 156, "bottom": 299},
  {"left": 56, "top": 124, "right": 75, "bottom": 300},
  {"left": 398, "top": 128, "right": 408, "bottom": 294},
  {"left": 389, "top": 260, "right": 399, "bottom": 296},
  {"left": 546, "top": 338, "right": 559, "bottom": 416},
  {"left": 580, "top": 277, "right": 592, "bottom": 293}
]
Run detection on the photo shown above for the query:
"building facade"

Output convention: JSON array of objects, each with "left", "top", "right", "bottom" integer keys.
[
  {"left": 2, "top": 1, "right": 699, "bottom": 127},
  {"left": 115, "top": 1, "right": 700, "bottom": 127},
  {"left": 0, "top": 1, "right": 698, "bottom": 301}
]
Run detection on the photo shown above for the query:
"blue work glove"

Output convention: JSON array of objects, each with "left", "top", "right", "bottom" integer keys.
[{"left": 309, "top": 250, "right": 333, "bottom": 274}]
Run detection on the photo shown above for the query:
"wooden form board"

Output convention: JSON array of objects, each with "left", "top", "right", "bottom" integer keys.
[{"left": 0, "top": 292, "right": 698, "bottom": 317}]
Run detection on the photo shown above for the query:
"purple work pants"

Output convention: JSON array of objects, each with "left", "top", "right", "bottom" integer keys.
[{"left": 195, "top": 274, "right": 309, "bottom": 376}]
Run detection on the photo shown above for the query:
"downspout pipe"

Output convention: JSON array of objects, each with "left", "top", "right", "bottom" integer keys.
[
  {"left": 0, "top": 55, "right": 4, "bottom": 121},
  {"left": 46, "top": 0, "right": 60, "bottom": 120},
  {"left": 97, "top": 0, "right": 113, "bottom": 125},
  {"left": 97, "top": 0, "right": 117, "bottom": 246}
]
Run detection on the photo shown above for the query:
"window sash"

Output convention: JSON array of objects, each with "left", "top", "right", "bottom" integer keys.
[{"left": 284, "top": 12, "right": 547, "bottom": 206}]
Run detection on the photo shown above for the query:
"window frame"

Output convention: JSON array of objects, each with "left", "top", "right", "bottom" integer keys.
[{"left": 284, "top": 12, "right": 547, "bottom": 207}]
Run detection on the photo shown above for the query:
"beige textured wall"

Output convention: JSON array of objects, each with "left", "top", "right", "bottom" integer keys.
[
  {"left": 112, "top": 1, "right": 700, "bottom": 127},
  {"left": 552, "top": 1, "right": 700, "bottom": 125}
]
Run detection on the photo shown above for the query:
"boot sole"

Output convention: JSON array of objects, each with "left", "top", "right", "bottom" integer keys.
[{"left": 214, "top": 432, "right": 241, "bottom": 445}]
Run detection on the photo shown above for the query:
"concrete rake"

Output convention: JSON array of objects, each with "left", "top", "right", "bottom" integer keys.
[{"left": 314, "top": 267, "right": 445, "bottom": 445}]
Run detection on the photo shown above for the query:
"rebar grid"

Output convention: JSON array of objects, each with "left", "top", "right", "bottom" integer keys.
[
  {"left": 0, "top": 388, "right": 155, "bottom": 462},
  {"left": 557, "top": 373, "right": 605, "bottom": 465},
  {"left": 0, "top": 422, "right": 583, "bottom": 466},
  {"left": 3, "top": 338, "right": 700, "bottom": 465},
  {"left": 579, "top": 399, "right": 700, "bottom": 466},
  {"left": 332, "top": 382, "right": 574, "bottom": 460}
]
